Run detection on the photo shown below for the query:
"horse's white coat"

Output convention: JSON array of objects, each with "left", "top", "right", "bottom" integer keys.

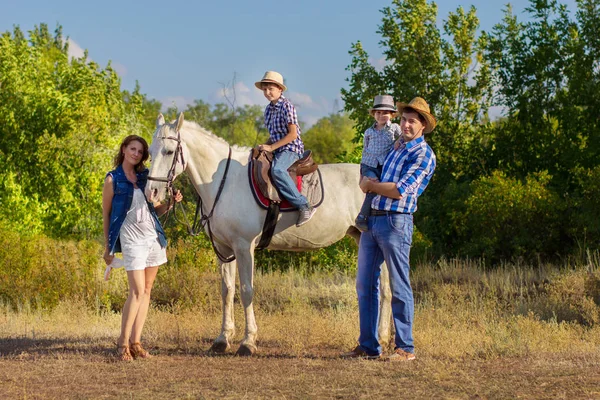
[{"left": 146, "top": 113, "right": 391, "bottom": 354}]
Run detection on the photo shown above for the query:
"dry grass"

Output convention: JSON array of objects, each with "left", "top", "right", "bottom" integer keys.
[{"left": 2, "top": 265, "right": 600, "bottom": 398}]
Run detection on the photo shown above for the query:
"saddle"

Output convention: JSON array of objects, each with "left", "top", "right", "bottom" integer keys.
[
  {"left": 249, "top": 148, "right": 324, "bottom": 250},
  {"left": 251, "top": 148, "right": 318, "bottom": 203}
]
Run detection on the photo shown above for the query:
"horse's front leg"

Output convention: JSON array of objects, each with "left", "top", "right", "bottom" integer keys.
[
  {"left": 210, "top": 259, "right": 237, "bottom": 353},
  {"left": 234, "top": 242, "right": 258, "bottom": 356}
]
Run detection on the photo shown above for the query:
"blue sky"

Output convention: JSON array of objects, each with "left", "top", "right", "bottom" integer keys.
[{"left": 3, "top": 0, "right": 578, "bottom": 127}]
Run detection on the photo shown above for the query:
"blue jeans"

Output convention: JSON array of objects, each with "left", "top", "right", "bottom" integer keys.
[
  {"left": 358, "top": 163, "right": 382, "bottom": 218},
  {"left": 272, "top": 150, "right": 308, "bottom": 209},
  {"left": 356, "top": 213, "right": 414, "bottom": 355}
]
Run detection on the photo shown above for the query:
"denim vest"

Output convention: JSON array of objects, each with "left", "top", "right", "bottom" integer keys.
[{"left": 106, "top": 165, "right": 167, "bottom": 254}]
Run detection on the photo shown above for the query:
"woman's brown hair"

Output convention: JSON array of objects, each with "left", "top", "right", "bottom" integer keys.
[{"left": 113, "top": 135, "right": 150, "bottom": 172}]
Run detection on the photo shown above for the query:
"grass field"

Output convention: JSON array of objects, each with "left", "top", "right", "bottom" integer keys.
[{"left": 2, "top": 261, "right": 600, "bottom": 398}]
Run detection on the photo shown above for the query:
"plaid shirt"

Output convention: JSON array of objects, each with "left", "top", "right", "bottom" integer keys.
[
  {"left": 372, "top": 136, "right": 436, "bottom": 214},
  {"left": 361, "top": 121, "right": 402, "bottom": 168},
  {"left": 264, "top": 95, "right": 304, "bottom": 155}
]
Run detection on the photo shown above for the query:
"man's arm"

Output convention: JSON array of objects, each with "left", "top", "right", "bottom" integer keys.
[
  {"left": 359, "top": 177, "right": 402, "bottom": 199},
  {"left": 359, "top": 147, "right": 435, "bottom": 200}
]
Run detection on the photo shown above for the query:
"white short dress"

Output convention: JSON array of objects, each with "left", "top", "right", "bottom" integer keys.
[{"left": 119, "top": 188, "right": 167, "bottom": 271}]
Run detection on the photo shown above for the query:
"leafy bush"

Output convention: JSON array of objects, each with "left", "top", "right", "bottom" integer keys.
[
  {"left": 454, "top": 171, "right": 564, "bottom": 263},
  {"left": 568, "top": 165, "right": 600, "bottom": 250},
  {"left": 0, "top": 224, "right": 218, "bottom": 312},
  {"left": 0, "top": 172, "right": 46, "bottom": 235},
  {"left": 539, "top": 269, "right": 600, "bottom": 326},
  {"left": 0, "top": 222, "right": 103, "bottom": 310}
]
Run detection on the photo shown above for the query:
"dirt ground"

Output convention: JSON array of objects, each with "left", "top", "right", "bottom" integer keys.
[{"left": 1, "top": 337, "right": 599, "bottom": 399}]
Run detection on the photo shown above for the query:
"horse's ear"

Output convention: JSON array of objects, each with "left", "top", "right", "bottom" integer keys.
[
  {"left": 156, "top": 113, "right": 165, "bottom": 128},
  {"left": 176, "top": 112, "right": 185, "bottom": 131}
]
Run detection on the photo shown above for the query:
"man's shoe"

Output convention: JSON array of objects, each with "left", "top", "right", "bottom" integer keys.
[
  {"left": 296, "top": 205, "right": 316, "bottom": 227},
  {"left": 341, "top": 346, "right": 381, "bottom": 360},
  {"left": 355, "top": 215, "right": 369, "bottom": 232},
  {"left": 383, "top": 348, "right": 416, "bottom": 362}
]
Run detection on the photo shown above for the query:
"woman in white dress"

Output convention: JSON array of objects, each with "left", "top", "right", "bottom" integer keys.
[{"left": 102, "top": 135, "right": 182, "bottom": 361}]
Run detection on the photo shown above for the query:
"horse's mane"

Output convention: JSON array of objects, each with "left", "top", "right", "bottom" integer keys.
[{"left": 180, "top": 119, "right": 253, "bottom": 152}]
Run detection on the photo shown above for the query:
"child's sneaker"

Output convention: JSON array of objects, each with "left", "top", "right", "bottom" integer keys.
[
  {"left": 355, "top": 215, "right": 369, "bottom": 232},
  {"left": 297, "top": 205, "right": 317, "bottom": 227}
]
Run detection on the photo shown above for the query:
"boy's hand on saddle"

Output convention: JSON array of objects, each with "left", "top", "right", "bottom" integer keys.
[{"left": 258, "top": 144, "right": 273, "bottom": 152}]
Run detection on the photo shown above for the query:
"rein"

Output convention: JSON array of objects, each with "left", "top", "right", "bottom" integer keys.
[{"left": 148, "top": 130, "right": 235, "bottom": 263}]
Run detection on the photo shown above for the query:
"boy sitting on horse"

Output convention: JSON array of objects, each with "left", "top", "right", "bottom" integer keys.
[{"left": 255, "top": 70, "right": 316, "bottom": 227}]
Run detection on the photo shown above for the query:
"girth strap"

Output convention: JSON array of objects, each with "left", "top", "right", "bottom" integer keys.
[{"left": 256, "top": 202, "right": 280, "bottom": 250}]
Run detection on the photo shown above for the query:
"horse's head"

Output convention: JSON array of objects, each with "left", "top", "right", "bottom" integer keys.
[{"left": 146, "top": 112, "right": 188, "bottom": 203}]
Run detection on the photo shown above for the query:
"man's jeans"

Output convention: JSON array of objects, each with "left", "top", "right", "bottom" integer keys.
[
  {"left": 358, "top": 163, "right": 382, "bottom": 218},
  {"left": 272, "top": 150, "right": 308, "bottom": 209},
  {"left": 356, "top": 213, "right": 414, "bottom": 355}
]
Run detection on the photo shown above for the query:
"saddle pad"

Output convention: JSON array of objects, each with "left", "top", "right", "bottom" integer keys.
[{"left": 248, "top": 164, "right": 325, "bottom": 211}]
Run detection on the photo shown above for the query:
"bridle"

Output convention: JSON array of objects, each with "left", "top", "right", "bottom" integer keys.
[
  {"left": 147, "top": 129, "right": 185, "bottom": 195},
  {"left": 147, "top": 127, "right": 235, "bottom": 263}
]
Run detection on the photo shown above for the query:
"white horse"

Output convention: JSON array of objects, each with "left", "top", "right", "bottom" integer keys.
[{"left": 146, "top": 112, "right": 390, "bottom": 355}]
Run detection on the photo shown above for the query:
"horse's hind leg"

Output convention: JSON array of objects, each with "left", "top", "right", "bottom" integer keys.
[
  {"left": 378, "top": 263, "right": 392, "bottom": 350},
  {"left": 210, "top": 260, "right": 236, "bottom": 353},
  {"left": 234, "top": 243, "right": 258, "bottom": 356}
]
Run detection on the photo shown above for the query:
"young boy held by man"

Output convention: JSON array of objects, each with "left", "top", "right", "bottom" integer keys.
[{"left": 355, "top": 94, "right": 402, "bottom": 232}]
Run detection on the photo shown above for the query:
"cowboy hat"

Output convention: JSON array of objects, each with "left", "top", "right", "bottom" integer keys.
[
  {"left": 396, "top": 97, "right": 437, "bottom": 133},
  {"left": 254, "top": 71, "right": 287, "bottom": 91},
  {"left": 369, "top": 95, "right": 398, "bottom": 117}
]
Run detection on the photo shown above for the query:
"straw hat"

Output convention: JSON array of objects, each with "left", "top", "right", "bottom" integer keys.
[
  {"left": 369, "top": 95, "right": 398, "bottom": 117},
  {"left": 396, "top": 97, "right": 437, "bottom": 133},
  {"left": 255, "top": 71, "right": 287, "bottom": 91}
]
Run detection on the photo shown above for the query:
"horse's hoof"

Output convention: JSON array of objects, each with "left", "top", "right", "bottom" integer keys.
[
  {"left": 209, "top": 341, "right": 230, "bottom": 354},
  {"left": 235, "top": 344, "right": 256, "bottom": 357}
]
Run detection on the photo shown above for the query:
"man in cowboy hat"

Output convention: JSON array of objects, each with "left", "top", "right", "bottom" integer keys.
[
  {"left": 255, "top": 71, "right": 316, "bottom": 227},
  {"left": 355, "top": 94, "right": 402, "bottom": 232},
  {"left": 343, "top": 97, "right": 437, "bottom": 361}
]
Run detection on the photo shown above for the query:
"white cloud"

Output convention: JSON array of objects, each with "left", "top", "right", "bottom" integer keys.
[
  {"left": 64, "top": 38, "right": 128, "bottom": 79},
  {"left": 488, "top": 105, "right": 507, "bottom": 120},
  {"left": 160, "top": 96, "right": 195, "bottom": 112},
  {"left": 112, "top": 62, "right": 127, "bottom": 77},
  {"left": 301, "top": 115, "right": 321, "bottom": 129},
  {"left": 210, "top": 81, "right": 265, "bottom": 107},
  {"left": 67, "top": 38, "right": 86, "bottom": 60},
  {"left": 370, "top": 56, "right": 390, "bottom": 72},
  {"left": 287, "top": 91, "right": 316, "bottom": 109}
]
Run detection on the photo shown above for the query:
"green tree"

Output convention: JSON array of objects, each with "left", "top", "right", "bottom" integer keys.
[
  {"left": 302, "top": 113, "right": 358, "bottom": 164},
  {"left": 0, "top": 24, "right": 146, "bottom": 237},
  {"left": 342, "top": 0, "right": 493, "bottom": 183},
  {"left": 485, "top": 1, "right": 578, "bottom": 183}
]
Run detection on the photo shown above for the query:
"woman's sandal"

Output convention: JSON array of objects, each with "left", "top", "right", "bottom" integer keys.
[
  {"left": 116, "top": 344, "right": 133, "bottom": 362},
  {"left": 129, "top": 342, "right": 151, "bottom": 359}
]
